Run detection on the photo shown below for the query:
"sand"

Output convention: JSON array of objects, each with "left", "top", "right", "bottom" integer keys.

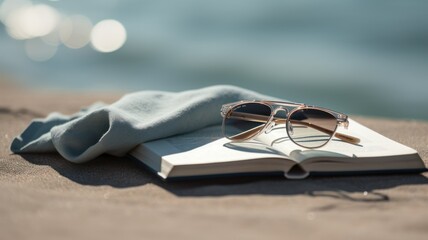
[{"left": 1, "top": 82, "right": 428, "bottom": 240}]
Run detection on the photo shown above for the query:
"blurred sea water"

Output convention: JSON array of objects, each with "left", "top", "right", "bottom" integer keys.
[{"left": 0, "top": 0, "right": 427, "bottom": 120}]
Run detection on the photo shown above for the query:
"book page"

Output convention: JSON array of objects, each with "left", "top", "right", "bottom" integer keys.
[
  {"left": 255, "top": 119, "right": 418, "bottom": 162},
  {"left": 148, "top": 125, "right": 291, "bottom": 166}
]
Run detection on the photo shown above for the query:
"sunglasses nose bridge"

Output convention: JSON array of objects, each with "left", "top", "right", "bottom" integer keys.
[
  {"left": 272, "top": 106, "right": 288, "bottom": 116},
  {"left": 264, "top": 107, "right": 288, "bottom": 134}
]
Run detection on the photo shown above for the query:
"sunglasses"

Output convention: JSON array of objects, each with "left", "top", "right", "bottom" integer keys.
[{"left": 220, "top": 100, "right": 360, "bottom": 149}]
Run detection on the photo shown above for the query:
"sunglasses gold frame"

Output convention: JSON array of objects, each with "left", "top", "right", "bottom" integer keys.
[{"left": 221, "top": 100, "right": 360, "bottom": 148}]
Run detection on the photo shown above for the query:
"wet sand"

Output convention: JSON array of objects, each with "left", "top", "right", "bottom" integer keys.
[{"left": 1, "top": 82, "right": 427, "bottom": 240}]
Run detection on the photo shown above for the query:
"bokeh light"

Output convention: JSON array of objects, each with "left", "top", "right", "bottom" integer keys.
[
  {"left": 25, "top": 38, "right": 57, "bottom": 62},
  {"left": 4, "top": 3, "right": 59, "bottom": 40},
  {"left": 59, "top": 15, "right": 93, "bottom": 49},
  {"left": 0, "top": 0, "right": 127, "bottom": 62},
  {"left": 90, "top": 19, "right": 127, "bottom": 53},
  {"left": 0, "top": 0, "right": 30, "bottom": 22},
  {"left": 41, "top": 26, "right": 61, "bottom": 46}
]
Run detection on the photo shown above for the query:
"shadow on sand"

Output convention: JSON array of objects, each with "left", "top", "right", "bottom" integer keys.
[{"left": 20, "top": 153, "right": 428, "bottom": 202}]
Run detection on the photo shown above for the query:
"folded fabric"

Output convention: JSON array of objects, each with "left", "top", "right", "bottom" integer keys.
[{"left": 10, "top": 85, "right": 275, "bottom": 163}]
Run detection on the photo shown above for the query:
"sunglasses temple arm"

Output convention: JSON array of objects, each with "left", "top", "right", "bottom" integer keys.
[
  {"left": 229, "top": 125, "right": 265, "bottom": 140},
  {"left": 288, "top": 120, "right": 360, "bottom": 144},
  {"left": 334, "top": 131, "right": 360, "bottom": 144}
]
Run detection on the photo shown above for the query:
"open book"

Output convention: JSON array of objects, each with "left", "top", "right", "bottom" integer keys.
[{"left": 128, "top": 119, "right": 426, "bottom": 180}]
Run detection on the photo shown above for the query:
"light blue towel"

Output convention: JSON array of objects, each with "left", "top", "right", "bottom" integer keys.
[{"left": 11, "top": 85, "right": 273, "bottom": 163}]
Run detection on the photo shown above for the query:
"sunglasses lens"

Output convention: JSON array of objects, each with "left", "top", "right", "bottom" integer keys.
[
  {"left": 288, "top": 109, "right": 337, "bottom": 148},
  {"left": 223, "top": 103, "right": 272, "bottom": 140}
]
